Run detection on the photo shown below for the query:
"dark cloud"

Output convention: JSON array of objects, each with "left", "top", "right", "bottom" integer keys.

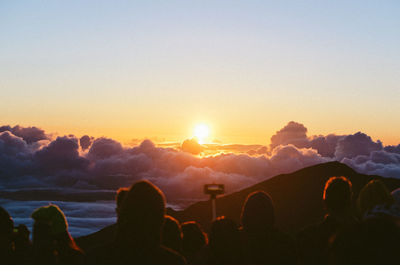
[
  {"left": 0, "top": 131, "right": 29, "bottom": 156},
  {"left": 80, "top": 135, "right": 94, "bottom": 150},
  {"left": 384, "top": 144, "right": 400, "bottom": 155},
  {"left": 0, "top": 132, "right": 33, "bottom": 178},
  {"left": 334, "top": 132, "right": 383, "bottom": 160},
  {"left": 0, "top": 125, "right": 48, "bottom": 144},
  {"left": 309, "top": 134, "right": 343, "bottom": 157},
  {"left": 342, "top": 150, "right": 400, "bottom": 179},
  {"left": 269, "top": 121, "right": 344, "bottom": 158},
  {"left": 270, "top": 121, "right": 309, "bottom": 150},
  {"left": 34, "top": 136, "right": 89, "bottom": 176},
  {"left": 87, "top": 138, "right": 123, "bottom": 160}
]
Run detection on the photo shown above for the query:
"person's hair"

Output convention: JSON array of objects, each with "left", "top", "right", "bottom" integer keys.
[
  {"left": 357, "top": 179, "right": 394, "bottom": 217},
  {"left": 116, "top": 187, "right": 129, "bottom": 217},
  {"left": 181, "top": 221, "right": 207, "bottom": 255},
  {"left": 31, "top": 204, "right": 82, "bottom": 253},
  {"left": 323, "top": 176, "right": 353, "bottom": 214},
  {"left": 209, "top": 216, "right": 242, "bottom": 264},
  {"left": 117, "top": 180, "right": 166, "bottom": 246},
  {"left": 162, "top": 215, "right": 182, "bottom": 253},
  {"left": 241, "top": 191, "right": 274, "bottom": 232}
]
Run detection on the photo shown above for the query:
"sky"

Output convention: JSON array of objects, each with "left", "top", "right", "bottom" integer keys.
[{"left": 1, "top": 0, "right": 399, "bottom": 145}]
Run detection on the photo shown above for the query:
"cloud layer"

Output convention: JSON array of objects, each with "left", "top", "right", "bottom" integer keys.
[
  {"left": 1, "top": 122, "right": 400, "bottom": 201},
  {"left": 1, "top": 122, "right": 400, "bottom": 236}
]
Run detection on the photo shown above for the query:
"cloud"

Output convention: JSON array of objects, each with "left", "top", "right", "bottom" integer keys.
[
  {"left": 269, "top": 144, "right": 331, "bottom": 173},
  {"left": 1, "top": 123, "right": 400, "bottom": 236},
  {"left": 181, "top": 138, "right": 204, "bottom": 155},
  {"left": 87, "top": 137, "right": 124, "bottom": 160},
  {"left": 0, "top": 198, "right": 117, "bottom": 237},
  {"left": 268, "top": 121, "right": 344, "bottom": 157},
  {"left": 270, "top": 121, "right": 309, "bottom": 150},
  {"left": 0, "top": 131, "right": 29, "bottom": 156},
  {"left": 34, "top": 136, "right": 89, "bottom": 176},
  {"left": 342, "top": 150, "right": 400, "bottom": 178},
  {"left": 0, "top": 123, "right": 399, "bottom": 199},
  {"left": 0, "top": 131, "right": 33, "bottom": 177},
  {"left": 384, "top": 144, "right": 400, "bottom": 155},
  {"left": 334, "top": 132, "right": 383, "bottom": 160},
  {"left": 79, "top": 135, "right": 94, "bottom": 150},
  {"left": 0, "top": 125, "right": 48, "bottom": 144}
]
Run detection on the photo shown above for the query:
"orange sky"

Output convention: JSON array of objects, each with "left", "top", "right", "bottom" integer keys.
[{"left": 1, "top": 1, "right": 399, "bottom": 147}]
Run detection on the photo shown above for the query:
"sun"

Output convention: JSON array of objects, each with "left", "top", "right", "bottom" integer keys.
[{"left": 193, "top": 124, "right": 210, "bottom": 144}]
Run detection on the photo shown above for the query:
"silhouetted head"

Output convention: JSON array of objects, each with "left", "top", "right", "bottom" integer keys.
[
  {"left": 357, "top": 179, "right": 394, "bottom": 217},
  {"left": 323, "top": 177, "right": 353, "bottom": 215},
  {"left": 209, "top": 216, "right": 242, "bottom": 263},
  {"left": 241, "top": 191, "right": 275, "bottom": 233},
  {"left": 14, "top": 224, "right": 31, "bottom": 251},
  {"left": 0, "top": 206, "right": 14, "bottom": 247},
  {"left": 181, "top": 221, "right": 207, "bottom": 256},
  {"left": 31, "top": 204, "right": 80, "bottom": 252},
  {"left": 115, "top": 187, "right": 129, "bottom": 217},
  {"left": 117, "top": 180, "right": 166, "bottom": 246},
  {"left": 162, "top": 215, "right": 182, "bottom": 253},
  {"left": 31, "top": 205, "right": 70, "bottom": 239}
]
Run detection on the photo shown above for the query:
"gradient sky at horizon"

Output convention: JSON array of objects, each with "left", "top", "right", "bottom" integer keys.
[{"left": 1, "top": 0, "right": 399, "bottom": 145}]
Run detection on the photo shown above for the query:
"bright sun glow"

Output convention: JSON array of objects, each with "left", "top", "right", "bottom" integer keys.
[{"left": 194, "top": 124, "right": 210, "bottom": 144}]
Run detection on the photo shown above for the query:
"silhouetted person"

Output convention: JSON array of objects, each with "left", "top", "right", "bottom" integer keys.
[
  {"left": 297, "top": 176, "right": 357, "bottom": 265},
  {"left": 13, "top": 224, "right": 33, "bottom": 265},
  {"left": 181, "top": 221, "right": 207, "bottom": 265},
  {"left": 162, "top": 215, "right": 183, "bottom": 253},
  {"left": 14, "top": 224, "right": 31, "bottom": 251},
  {"left": 207, "top": 216, "right": 243, "bottom": 265},
  {"left": 115, "top": 187, "right": 129, "bottom": 218},
  {"left": 77, "top": 187, "right": 130, "bottom": 253},
  {"left": 89, "top": 180, "right": 186, "bottom": 265},
  {"left": 31, "top": 204, "right": 84, "bottom": 265},
  {"left": 240, "top": 191, "right": 296, "bottom": 265},
  {"left": 0, "top": 206, "right": 15, "bottom": 265},
  {"left": 332, "top": 216, "right": 400, "bottom": 265},
  {"left": 357, "top": 179, "right": 394, "bottom": 218}
]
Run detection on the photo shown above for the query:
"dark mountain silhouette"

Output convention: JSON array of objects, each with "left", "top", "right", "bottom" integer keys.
[{"left": 76, "top": 161, "right": 400, "bottom": 252}]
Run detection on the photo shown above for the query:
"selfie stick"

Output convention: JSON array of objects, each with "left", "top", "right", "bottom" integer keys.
[{"left": 204, "top": 184, "right": 225, "bottom": 221}]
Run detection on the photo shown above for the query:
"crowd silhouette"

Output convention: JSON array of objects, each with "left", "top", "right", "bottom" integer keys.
[{"left": 1, "top": 176, "right": 400, "bottom": 265}]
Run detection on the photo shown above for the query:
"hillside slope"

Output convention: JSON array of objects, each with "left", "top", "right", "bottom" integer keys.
[{"left": 169, "top": 161, "right": 400, "bottom": 232}]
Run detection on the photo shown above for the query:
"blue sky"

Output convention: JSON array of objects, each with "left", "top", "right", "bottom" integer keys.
[{"left": 1, "top": 0, "right": 399, "bottom": 144}]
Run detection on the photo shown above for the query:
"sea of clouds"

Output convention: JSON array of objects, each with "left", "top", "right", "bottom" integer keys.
[{"left": 1, "top": 122, "right": 400, "bottom": 236}]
